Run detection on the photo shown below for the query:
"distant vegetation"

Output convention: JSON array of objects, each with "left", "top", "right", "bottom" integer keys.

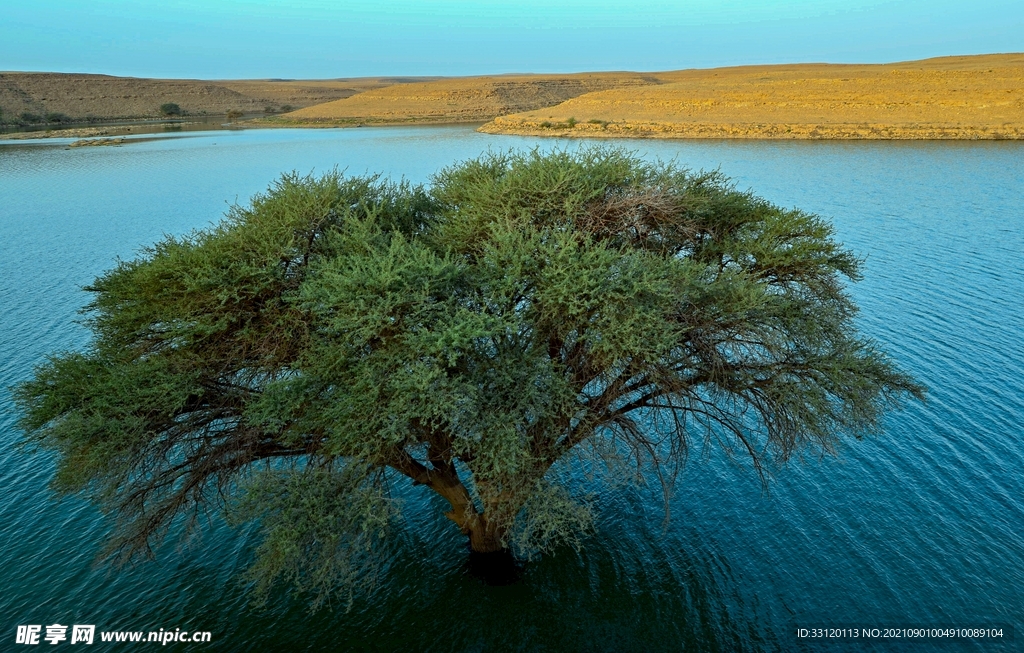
[
  {"left": 261, "top": 105, "right": 295, "bottom": 114},
  {"left": 537, "top": 118, "right": 584, "bottom": 130},
  {"left": 6, "top": 111, "right": 72, "bottom": 126},
  {"left": 160, "top": 103, "right": 182, "bottom": 117},
  {"left": 226, "top": 109, "right": 244, "bottom": 122}
]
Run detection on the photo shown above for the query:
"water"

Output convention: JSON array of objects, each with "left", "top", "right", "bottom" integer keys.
[{"left": 1, "top": 127, "right": 1022, "bottom": 651}]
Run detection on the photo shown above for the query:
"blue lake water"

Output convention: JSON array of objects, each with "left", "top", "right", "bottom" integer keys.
[{"left": 1, "top": 127, "right": 1022, "bottom": 651}]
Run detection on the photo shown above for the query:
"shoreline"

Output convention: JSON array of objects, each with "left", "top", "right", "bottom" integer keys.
[
  {"left": 7, "top": 117, "right": 1024, "bottom": 143},
  {"left": 477, "top": 120, "right": 1024, "bottom": 140},
  {"left": 0, "top": 117, "right": 492, "bottom": 142},
  {"left": 0, "top": 116, "right": 248, "bottom": 140},
  {"left": 248, "top": 116, "right": 491, "bottom": 128}
]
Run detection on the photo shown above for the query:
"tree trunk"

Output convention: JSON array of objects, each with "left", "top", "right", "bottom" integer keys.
[
  {"left": 466, "top": 514, "right": 505, "bottom": 553},
  {"left": 464, "top": 516, "right": 519, "bottom": 585},
  {"left": 389, "top": 453, "right": 522, "bottom": 583},
  {"left": 388, "top": 453, "right": 510, "bottom": 553}
]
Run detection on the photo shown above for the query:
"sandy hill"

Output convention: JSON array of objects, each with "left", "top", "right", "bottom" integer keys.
[
  {"left": 6, "top": 54, "right": 1020, "bottom": 139},
  {"left": 0, "top": 74, "right": 424, "bottom": 123},
  {"left": 480, "top": 54, "right": 1024, "bottom": 139},
  {"left": 280, "top": 73, "right": 663, "bottom": 124}
]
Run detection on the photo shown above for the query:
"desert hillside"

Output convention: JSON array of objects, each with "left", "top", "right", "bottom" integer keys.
[
  {"left": 0, "top": 74, "right": 428, "bottom": 123},
  {"left": 480, "top": 54, "right": 1024, "bottom": 139},
  {"left": 278, "top": 73, "right": 663, "bottom": 124},
  {"left": 5, "top": 54, "right": 1020, "bottom": 139}
]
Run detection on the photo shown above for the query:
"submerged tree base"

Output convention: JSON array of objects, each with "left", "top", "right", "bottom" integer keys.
[{"left": 466, "top": 548, "right": 521, "bottom": 586}]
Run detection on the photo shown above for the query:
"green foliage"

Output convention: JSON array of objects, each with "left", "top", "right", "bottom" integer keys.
[
  {"left": 566, "top": 116, "right": 577, "bottom": 127},
  {"left": 160, "top": 103, "right": 182, "bottom": 116},
  {"left": 228, "top": 464, "right": 394, "bottom": 610},
  {"left": 20, "top": 112, "right": 42, "bottom": 124},
  {"left": 46, "top": 112, "right": 70, "bottom": 123},
  {"left": 226, "top": 109, "right": 244, "bottom": 122},
  {"left": 15, "top": 149, "right": 923, "bottom": 606},
  {"left": 280, "top": 104, "right": 294, "bottom": 112},
  {"left": 504, "top": 479, "right": 594, "bottom": 560}
]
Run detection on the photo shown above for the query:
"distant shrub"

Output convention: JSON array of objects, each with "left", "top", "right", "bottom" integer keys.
[
  {"left": 46, "top": 113, "right": 70, "bottom": 123},
  {"left": 539, "top": 121, "right": 553, "bottom": 129},
  {"left": 264, "top": 106, "right": 277, "bottom": 114},
  {"left": 280, "top": 105, "right": 293, "bottom": 112},
  {"left": 160, "top": 103, "right": 182, "bottom": 116},
  {"left": 20, "top": 112, "right": 42, "bottom": 124},
  {"left": 566, "top": 117, "right": 577, "bottom": 127},
  {"left": 226, "top": 109, "right": 244, "bottom": 122}
]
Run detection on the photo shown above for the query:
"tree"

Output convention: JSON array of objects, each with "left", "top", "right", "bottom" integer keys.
[
  {"left": 160, "top": 103, "right": 182, "bottom": 117},
  {"left": 16, "top": 149, "right": 922, "bottom": 603},
  {"left": 225, "top": 109, "right": 244, "bottom": 122}
]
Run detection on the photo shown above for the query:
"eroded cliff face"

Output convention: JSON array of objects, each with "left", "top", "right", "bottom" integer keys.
[
  {"left": 479, "top": 54, "right": 1024, "bottom": 140},
  {"left": 280, "top": 73, "right": 662, "bottom": 123}
]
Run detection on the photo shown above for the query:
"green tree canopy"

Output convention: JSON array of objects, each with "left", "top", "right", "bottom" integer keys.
[{"left": 16, "top": 148, "right": 922, "bottom": 603}]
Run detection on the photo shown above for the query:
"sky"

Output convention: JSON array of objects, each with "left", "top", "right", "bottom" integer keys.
[{"left": 3, "top": 0, "right": 1022, "bottom": 79}]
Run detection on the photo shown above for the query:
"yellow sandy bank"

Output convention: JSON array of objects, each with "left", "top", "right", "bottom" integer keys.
[
  {"left": 279, "top": 73, "right": 662, "bottom": 124},
  {"left": 480, "top": 54, "right": 1024, "bottom": 140}
]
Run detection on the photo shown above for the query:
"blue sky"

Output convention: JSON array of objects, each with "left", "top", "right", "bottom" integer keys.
[{"left": 3, "top": 0, "right": 1022, "bottom": 78}]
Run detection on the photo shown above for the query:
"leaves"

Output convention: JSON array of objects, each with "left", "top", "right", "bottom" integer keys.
[{"left": 228, "top": 464, "right": 394, "bottom": 611}]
